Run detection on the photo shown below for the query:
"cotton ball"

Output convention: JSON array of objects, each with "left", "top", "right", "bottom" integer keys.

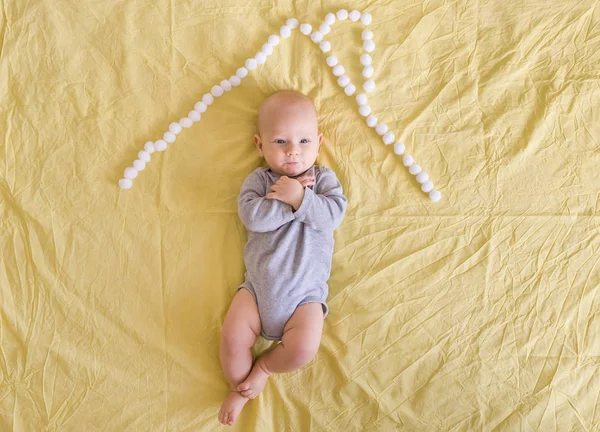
[
  {"left": 300, "top": 23, "right": 312, "bottom": 35},
  {"left": 164, "top": 132, "right": 176, "bottom": 143},
  {"left": 333, "top": 65, "right": 345, "bottom": 76},
  {"left": 362, "top": 30, "right": 373, "bottom": 40},
  {"left": 363, "top": 40, "right": 375, "bottom": 52},
  {"left": 144, "top": 141, "right": 155, "bottom": 154},
  {"left": 268, "top": 34, "right": 280, "bottom": 46},
  {"left": 154, "top": 140, "right": 167, "bottom": 151},
  {"left": 119, "top": 178, "right": 132, "bottom": 189},
  {"left": 349, "top": 10, "right": 361, "bottom": 21},
  {"left": 133, "top": 159, "right": 146, "bottom": 171},
  {"left": 360, "top": 54, "right": 372, "bottom": 65},
  {"left": 429, "top": 190, "right": 442, "bottom": 202},
  {"left": 356, "top": 93, "right": 367, "bottom": 105},
  {"left": 416, "top": 172, "right": 429, "bottom": 184},
  {"left": 361, "top": 13, "right": 372, "bottom": 25},
  {"left": 202, "top": 93, "right": 214, "bottom": 105},
  {"left": 245, "top": 58, "right": 257, "bottom": 70},
  {"left": 230, "top": 75, "right": 241, "bottom": 86},
  {"left": 211, "top": 85, "right": 223, "bottom": 97},
  {"left": 366, "top": 115, "right": 378, "bottom": 127},
  {"left": 337, "top": 75, "right": 350, "bottom": 87},
  {"left": 236, "top": 67, "right": 248, "bottom": 79},
  {"left": 138, "top": 150, "right": 151, "bottom": 163},
  {"left": 383, "top": 132, "right": 395, "bottom": 145},
  {"left": 169, "top": 122, "right": 182, "bottom": 134},
  {"left": 324, "top": 13, "right": 336, "bottom": 25},
  {"left": 286, "top": 18, "right": 299, "bottom": 29},
  {"left": 336, "top": 9, "right": 348, "bottom": 20},
  {"left": 363, "top": 80, "right": 375, "bottom": 92},
  {"left": 311, "top": 32, "right": 323, "bottom": 43},
  {"left": 402, "top": 154, "right": 414, "bottom": 167},
  {"left": 363, "top": 66, "right": 374, "bottom": 78},
  {"left": 255, "top": 52, "right": 267, "bottom": 64},
  {"left": 393, "top": 142, "right": 406, "bottom": 155},
  {"left": 421, "top": 181, "right": 434, "bottom": 193},
  {"left": 262, "top": 43, "right": 273, "bottom": 55},
  {"left": 189, "top": 110, "right": 201, "bottom": 122},
  {"left": 124, "top": 167, "right": 138, "bottom": 179},
  {"left": 319, "top": 41, "right": 331, "bottom": 53},
  {"left": 409, "top": 164, "right": 422, "bottom": 175},
  {"left": 358, "top": 105, "right": 371, "bottom": 116},
  {"left": 220, "top": 80, "right": 232, "bottom": 91},
  {"left": 376, "top": 123, "right": 388, "bottom": 135},
  {"left": 280, "top": 25, "right": 291, "bottom": 38},
  {"left": 319, "top": 23, "right": 331, "bottom": 35},
  {"left": 344, "top": 84, "right": 356, "bottom": 96},
  {"left": 326, "top": 55, "right": 338, "bottom": 67},
  {"left": 194, "top": 101, "right": 207, "bottom": 113},
  {"left": 180, "top": 117, "right": 193, "bottom": 128}
]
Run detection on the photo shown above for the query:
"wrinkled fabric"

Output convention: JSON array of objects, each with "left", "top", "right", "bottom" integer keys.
[{"left": 1, "top": 0, "right": 599, "bottom": 430}]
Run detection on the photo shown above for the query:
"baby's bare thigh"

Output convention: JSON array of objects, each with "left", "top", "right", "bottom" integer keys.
[
  {"left": 222, "top": 288, "right": 261, "bottom": 341},
  {"left": 283, "top": 302, "right": 324, "bottom": 349}
]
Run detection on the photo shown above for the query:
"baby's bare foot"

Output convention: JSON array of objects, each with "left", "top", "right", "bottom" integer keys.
[
  {"left": 218, "top": 391, "right": 249, "bottom": 426},
  {"left": 237, "top": 360, "right": 270, "bottom": 399}
]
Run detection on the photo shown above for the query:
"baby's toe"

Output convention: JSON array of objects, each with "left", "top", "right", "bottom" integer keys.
[{"left": 237, "top": 382, "right": 249, "bottom": 392}]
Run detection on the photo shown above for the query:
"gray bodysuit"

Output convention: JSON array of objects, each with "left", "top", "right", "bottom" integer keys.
[{"left": 236, "top": 164, "right": 348, "bottom": 340}]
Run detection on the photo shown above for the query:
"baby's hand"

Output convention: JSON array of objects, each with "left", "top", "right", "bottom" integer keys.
[
  {"left": 296, "top": 175, "right": 315, "bottom": 188},
  {"left": 265, "top": 176, "right": 305, "bottom": 210}
]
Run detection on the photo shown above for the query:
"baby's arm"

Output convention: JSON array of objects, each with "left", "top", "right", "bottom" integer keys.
[
  {"left": 238, "top": 170, "right": 295, "bottom": 233},
  {"left": 293, "top": 168, "right": 347, "bottom": 232}
]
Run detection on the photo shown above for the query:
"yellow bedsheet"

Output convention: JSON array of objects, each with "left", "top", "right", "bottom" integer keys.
[{"left": 2, "top": 0, "right": 599, "bottom": 430}]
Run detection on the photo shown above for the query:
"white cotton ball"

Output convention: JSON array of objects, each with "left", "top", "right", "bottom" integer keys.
[
  {"left": 361, "top": 13, "right": 372, "bottom": 25},
  {"left": 325, "top": 13, "right": 336, "bottom": 25},
  {"left": 144, "top": 141, "right": 155, "bottom": 154},
  {"left": 362, "top": 30, "right": 373, "bottom": 40},
  {"left": 180, "top": 117, "right": 193, "bottom": 128},
  {"left": 376, "top": 123, "right": 388, "bottom": 135},
  {"left": 363, "top": 66, "right": 374, "bottom": 78},
  {"left": 319, "top": 41, "right": 331, "bottom": 52},
  {"left": 319, "top": 24, "right": 331, "bottom": 35},
  {"left": 169, "top": 122, "right": 182, "bottom": 134},
  {"left": 360, "top": 54, "right": 372, "bottom": 65},
  {"left": 363, "top": 40, "right": 375, "bottom": 52},
  {"left": 358, "top": 105, "right": 371, "bottom": 116},
  {"left": 194, "top": 101, "right": 207, "bottom": 113},
  {"left": 245, "top": 58, "right": 257, "bottom": 70},
  {"left": 333, "top": 65, "right": 345, "bottom": 76},
  {"left": 189, "top": 110, "right": 201, "bottom": 122},
  {"left": 363, "top": 80, "right": 375, "bottom": 92},
  {"left": 383, "top": 132, "right": 395, "bottom": 145},
  {"left": 262, "top": 43, "right": 273, "bottom": 55},
  {"left": 119, "top": 178, "right": 132, "bottom": 189},
  {"left": 221, "top": 80, "right": 232, "bottom": 91},
  {"left": 311, "top": 32, "right": 323, "bottom": 43},
  {"left": 349, "top": 10, "right": 361, "bottom": 21},
  {"left": 124, "top": 167, "right": 138, "bottom": 179},
  {"left": 164, "top": 132, "right": 176, "bottom": 143},
  {"left": 356, "top": 93, "right": 367, "bottom": 105},
  {"left": 416, "top": 172, "right": 429, "bottom": 184},
  {"left": 344, "top": 84, "right": 356, "bottom": 96},
  {"left": 255, "top": 52, "right": 267, "bottom": 64},
  {"left": 202, "top": 93, "right": 214, "bottom": 105},
  {"left": 326, "top": 55, "right": 338, "bottom": 67},
  {"left": 394, "top": 142, "right": 406, "bottom": 155},
  {"left": 236, "top": 67, "right": 248, "bottom": 79},
  {"left": 230, "top": 75, "right": 241, "bottom": 86},
  {"left": 403, "top": 154, "right": 414, "bottom": 166},
  {"left": 138, "top": 150, "right": 151, "bottom": 163},
  {"left": 337, "top": 75, "right": 350, "bottom": 87},
  {"left": 336, "top": 9, "right": 349, "bottom": 20},
  {"left": 280, "top": 25, "right": 291, "bottom": 38},
  {"left": 133, "top": 159, "right": 146, "bottom": 171},
  {"left": 421, "top": 181, "right": 434, "bottom": 193},
  {"left": 300, "top": 23, "right": 312, "bottom": 35},
  {"left": 268, "top": 34, "right": 280, "bottom": 46},
  {"left": 211, "top": 85, "right": 224, "bottom": 97},
  {"left": 409, "top": 164, "right": 422, "bottom": 175},
  {"left": 286, "top": 18, "right": 299, "bottom": 29},
  {"left": 429, "top": 190, "right": 442, "bottom": 202},
  {"left": 366, "top": 115, "right": 378, "bottom": 127},
  {"left": 154, "top": 140, "right": 167, "bottom": 151}
]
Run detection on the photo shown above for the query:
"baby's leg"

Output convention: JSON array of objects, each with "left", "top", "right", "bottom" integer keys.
[
  {"left": 218, "top": 288, "right": 261, "bottom": 426},
  {"left": 237, "top": 302, "right": 323, "bottom": 399}
]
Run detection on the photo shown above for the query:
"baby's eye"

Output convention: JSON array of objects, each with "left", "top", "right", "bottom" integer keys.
[
  {"left": 276, "top": 139, "right": 285, "bottom": 144},
  {"left": 300, "top": 139, "right": 309, "bottom": 143}
]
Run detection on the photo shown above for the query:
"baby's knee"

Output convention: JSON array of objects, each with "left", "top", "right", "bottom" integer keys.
[
  {"left": 221, "top": 323, "right": 256, "bottom": 350},
  {"left": 286, "top": 339, "right": 320, "bottom": 369}
]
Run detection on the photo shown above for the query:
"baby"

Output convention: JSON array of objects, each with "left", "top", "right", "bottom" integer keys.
[{"left": 218, "top": 90, "right": 348, "bottom": 426}]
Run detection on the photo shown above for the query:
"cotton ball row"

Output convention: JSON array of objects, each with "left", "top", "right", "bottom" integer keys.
[
  {"left": 164, "top": 132, "right": 176, "bottom": 143},
  {"left": 360, "top": 54, "right": 372, "bottom": 66},
  {"left": 195, "top": 101, "right": 207, "bottom": 113},
  {"left": 311, "top": 31, "right": 323, "bottom": 43},
  {"left": 344, "top": 84, "right": 356, "bottom": 96},
  {"left": 363, "top": 40, "right": 375, "bottom": 52},
  {"left": 245, "top": 58, "right": 257, "bottom": 70},
  {"left": 144, "top": 141, "right": 155, "bottom": 153},
  {"left": 402, "top": 154, "right": 414, "bottom": 167},
  {"left": 286, "top": 18, "right": 299, "bottom": 29},
  {"left": 429, "top": 190, "right": 442, "bottom": 202},
  {"left": 383, "top": 132, "right": 395, "bottom": 145},
  {"left": 262, "top": 43, "right": 273, "bottom": 55},
  {"left": 416, "top": 172, "right": 429, "bottom": 184},
  {"left": 332, "top": 65, "right": 345, "bottom": 76},
  {"left": 300, "top": 23, "right": 312, "bottom": 35},
  {"left": 349, "top": 10, "right": 361, "bottom": 21},
  {"left": 336, "top": 9, "right": 348, "bottom": 20},
  {"left": 255, "top": 52, "right": 267, "bottom": 64},
  {"left": 221, "top": 80, "right": 232, "bottom": 91},
  {"left": 154, "top": 140, "right": 167, "bottom": 151},
  {"left": 211, "top": 85, "right": 223, "bottom": 97},
  {"left": 362, "top": 30, "right": 373, "bottom": 40},
  {"left": 180, "top": 117, "right": 193, "bottom": 128},
  {"left": 124, "top": 167, "right": 138, "bottom": 179},
  {"left": 138, "top": 150, "right": 151, "bottom": 163},
  {"left": 268, "top": 35, "right": 280, "bottom": 46},
  {"left": 358, "top": 105, "right": 371, "bottom": 116},
  {"left": 363, "top": 66, "right": 374, "bottom": 78},
  {"left": 361, "top": 13, "right": 372, "bottom": 25},
  {"left": 319, "top": 24, "right": 331, "bottom": 35},
  {"left": 393, "top": 142, "right": 406, "bottom": 155},
  {"left": 203, "top": 93, "right": 214, "bottom": 105},
  {"left": 325, "top": 13, "right": 336, "bottom": 25},
  {"left": 337, "top": 75, "right": 350, "bottom": 87},
  {"left": 375, "top": 123, "right": 388, "bottom": 135},
  {"left": 189, "top": 110, "right": 201, "bottom": 122},
  {"left": 236, "top": 67, "right": 248, "bottom": 79},
  {"left": 363, "top": 80, "right": 375, "bottom": 92},
  {"left": 169, "top": 122, "right": 182, "bottom": 134},
  {"left": 319, "top": 41, "right": 331, "bottom": 52},
  {"left": 119, "top": 179, "right": 132, "bottom": 189},
  {"left": 230, "top": 75, "right": 241, "bottom": 86},
  {"left": 356, "top": 93, "right": 367, "bottom": 105},
  {"left": 326, "top": 56, "right": 338, "bottom": 67},
  {"left": 280, "top": 25, "right": 291, "bottom": 38},
  {"left": 409, "top": 164, "right": 421, "bottom": 175},
  {"left": 366, "top": 115, "right": 377, "bottom": 127}
]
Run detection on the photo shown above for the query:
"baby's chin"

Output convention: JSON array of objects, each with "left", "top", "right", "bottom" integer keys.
[{"left": 278, "top": 162, "right": 305, "bottom": 176}]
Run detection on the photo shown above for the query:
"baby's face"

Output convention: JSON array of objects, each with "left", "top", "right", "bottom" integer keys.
[{"left": 254, "top": 97, "right": 323, "bottom": 177}]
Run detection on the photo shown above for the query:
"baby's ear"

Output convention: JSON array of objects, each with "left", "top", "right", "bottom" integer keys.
[
  {"left": 318, "top": 133, "right": 323, "bottom": 146},
  {"left": 254, "top": 134, "right": 263, "bottom": 156}
]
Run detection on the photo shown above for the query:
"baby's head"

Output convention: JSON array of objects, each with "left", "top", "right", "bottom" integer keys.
[{"left": 254, "top": 90, "right": 323, "bottom": 177}]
